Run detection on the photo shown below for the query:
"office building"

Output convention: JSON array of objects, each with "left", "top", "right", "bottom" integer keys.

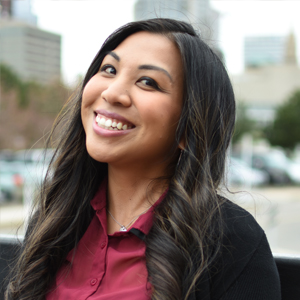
[
  {"left": 134, "top": 0, "right": 220, "bottom": 47},
  {"left": 244, "top": 33, "right": 297, "bottom": 68},
  {"left": 0, "top": 0, "right": 12, "bottom": 18},
  {"left": 11, "top": 0, "right": 37, "bottom": 26},
  {"left": 0, "top": 21, "right": 61, "bottom": 83},
  {"left": 232, "top": 32, "right": 299, "bottom": 124},
  {"left": 1, "top": 0, "right": 36, "bottom": 25},
  {"left": 0, "top": 0, "right": 61, "bottom": 83}
]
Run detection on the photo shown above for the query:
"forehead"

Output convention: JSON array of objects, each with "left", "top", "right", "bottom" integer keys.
[
  {"left": 115, "top": 31, "right": 175, "bottom": 51},
  {"left": 110, "top": 31, "right": 183, "bottom": 72}
]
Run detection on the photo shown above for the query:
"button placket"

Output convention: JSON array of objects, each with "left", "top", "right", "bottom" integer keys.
[{"left": 87, "top": 235, "right": 108, "bottom": 294}]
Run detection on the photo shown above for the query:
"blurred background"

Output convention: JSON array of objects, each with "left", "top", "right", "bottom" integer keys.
[{"left": 0, "top": 0, "right": 299, "bottom": 255}]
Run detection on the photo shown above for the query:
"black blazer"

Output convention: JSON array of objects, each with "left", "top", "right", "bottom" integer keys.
[{"left": 192, "top": 199, "right": 281, "bottom": 300}]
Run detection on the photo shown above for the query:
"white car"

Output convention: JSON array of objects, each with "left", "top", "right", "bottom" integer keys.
[{"left": 227, "top": 157, "right": 269, "bottom": 187}]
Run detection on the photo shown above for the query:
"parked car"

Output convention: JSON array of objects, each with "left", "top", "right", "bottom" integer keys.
[
  {"left": 227, "top": 157, "right": 269, "bottom": 187},
  {"left": 252, "top": 150, "right": 300, "bottom": 185},
  {"left": 0, "top": 159, "right": 48, "bottom": 202},
  {"left": 0, "top": 161, "right": 25, "bottom": 201}
]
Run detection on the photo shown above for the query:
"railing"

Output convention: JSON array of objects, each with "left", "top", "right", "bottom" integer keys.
[{"left": 0, "top": 235, "right": 299, "bottom": 299}]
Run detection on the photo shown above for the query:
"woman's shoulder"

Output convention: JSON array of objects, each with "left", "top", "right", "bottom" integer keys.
[
  {"left": 220, "top": 197, "right": 265, "bottom": 248},
  {"left": 215, "top": 197, "right": 268, "bottom": 279},
  {"left": 204, "top": 196, "right": 281, "bottom": 300}
]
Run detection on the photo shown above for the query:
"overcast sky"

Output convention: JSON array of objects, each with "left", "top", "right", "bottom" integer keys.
[{"left": 31, "top": 0, "right": 300, "bottom": 85}]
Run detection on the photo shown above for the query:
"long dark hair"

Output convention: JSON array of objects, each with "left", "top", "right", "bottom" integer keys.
[{"left": 6, "top": 19, "right": 235, "bottom": 300}]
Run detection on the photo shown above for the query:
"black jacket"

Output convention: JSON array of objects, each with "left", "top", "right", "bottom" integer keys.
[
  {"left": 192, "top": 199, "right": 281, "bottom": 300},
  {"left": 131, "top": 198, "right": 281, "bottom": 299}
]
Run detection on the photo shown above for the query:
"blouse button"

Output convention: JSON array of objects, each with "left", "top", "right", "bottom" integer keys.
[
  {"left": 90, "top": 278, "right": 97, "bottom": 286},
  {"left": 100, "top": 242, "right": 106, "bottom": 249}
]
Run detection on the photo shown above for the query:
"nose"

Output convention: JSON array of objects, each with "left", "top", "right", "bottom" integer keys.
[{"left": 101, "top": 77, "right": 132, "bottom": 107}]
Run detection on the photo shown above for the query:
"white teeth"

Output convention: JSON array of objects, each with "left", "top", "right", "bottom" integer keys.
[
  {"left": 96, "top": 114, "right": 132, "bottom": 131},
  {"left": 100, "top": 118, "right": 106, "bottom": 126},
  {"left": 105, "top": 119, "right": 112, "bottom": 127}
]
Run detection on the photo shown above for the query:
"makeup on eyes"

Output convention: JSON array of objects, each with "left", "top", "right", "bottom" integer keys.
[
  {"left": 101, "top": 51, "right": 173, "bottom": 83},
  {"left": 99, "top": 61, "right": 167, "bottom": 92}
]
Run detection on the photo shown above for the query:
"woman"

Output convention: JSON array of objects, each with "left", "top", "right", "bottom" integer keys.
[{"left": 6, "top": 18, "right": 280, "bottom": 300}]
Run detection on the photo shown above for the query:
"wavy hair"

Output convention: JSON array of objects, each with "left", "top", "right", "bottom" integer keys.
[{"left": 5, "top": 19, "right": 235, "bottom": 300}]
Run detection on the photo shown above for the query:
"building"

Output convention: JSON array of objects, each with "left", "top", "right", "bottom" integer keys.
[
  {"left": 0, "top": 0, "right": 61, "bottom": 83},
  {"left": 0, "top": 0, "right": 12, "bottom": 19},
  {"left": 134, "top": 0, "right": 220, "bottom": 48},
  {"left": 0, "top": 0, "right": 36, "bottom": 25},
  {"left": 0, "top": 21, "right": 61, "bottom": 83},
  {"left": 11, "top": 0, "right": 37, "bottom": 26},
  {"left": 244, "top": 33, "right": 297, "bottom": 68},
  {"left": 232, "top": 64, "right": 300, "bottom": 125},
  {"left": 233, "top": 32, "right": 300, "bottom": 125}
]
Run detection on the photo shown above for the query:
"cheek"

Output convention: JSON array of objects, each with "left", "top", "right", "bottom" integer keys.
[
  {"left": 141, "top": 99, "right": 181, "bottom": 142},
  {"left": 139, "top": 93, "right": 181, "bottom": 121},
  {"left": 82, "top": 75, "right": 103, "bottom": 108},
  {"left": 158, "top": 101, "right": 182, "bottom": 129}
]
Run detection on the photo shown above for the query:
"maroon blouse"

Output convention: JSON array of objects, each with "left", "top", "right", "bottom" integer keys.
[{"left": 46, "top": 180, "right": 167, "bottom": 300}]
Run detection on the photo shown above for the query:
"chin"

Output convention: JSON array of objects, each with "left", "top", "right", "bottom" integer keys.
[{"left": 85, "top": 144, "right": 106, "bottom": 163}]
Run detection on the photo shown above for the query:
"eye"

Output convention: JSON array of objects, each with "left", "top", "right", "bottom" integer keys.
[
  {"left": 138, "top": 77, "right": 160, "bottom": 90},
  {"left": 100, "top": 64, "right": 116, "bottom": 75}
]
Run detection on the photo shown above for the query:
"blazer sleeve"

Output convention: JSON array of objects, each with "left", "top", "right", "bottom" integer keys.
[
  {"left": 218, "top": 233, "right": 281, "bottom": 300},
  {"left": 195, "top": 200, "right": 281, "bottom": 300}
]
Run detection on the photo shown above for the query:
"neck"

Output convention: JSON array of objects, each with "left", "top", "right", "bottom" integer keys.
[{"left": 106, "top": 163, "right": 169, "bottom": 234}]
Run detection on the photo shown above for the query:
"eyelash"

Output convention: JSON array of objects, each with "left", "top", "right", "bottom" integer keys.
[
  {"left": 99, "top": 64, "right": 162, "bottom": 91},
  {"left": 138, "top": 77, "right": 161, "bottom": 91},
  {"left": 100, "top": 64, "right": 116, "bottom": 75}
]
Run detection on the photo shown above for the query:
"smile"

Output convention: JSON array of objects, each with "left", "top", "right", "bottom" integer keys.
[{"left": 95, "top": 114, "right": 135, "bottom": 131}]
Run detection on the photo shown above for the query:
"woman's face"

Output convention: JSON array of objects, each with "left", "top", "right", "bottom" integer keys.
[{"left": 81, "top": 31, "right": 184, "bottom": 171}]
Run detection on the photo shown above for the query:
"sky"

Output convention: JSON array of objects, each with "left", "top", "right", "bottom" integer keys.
[{"left": 31, "top": 0, "right": 300, "bottom": 85}]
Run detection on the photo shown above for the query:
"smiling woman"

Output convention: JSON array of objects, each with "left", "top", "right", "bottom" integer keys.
[
  {"left": 5, "top": 19, "right": 280, "bottom": 300},
  {"left": 81, "top": 31, "right": 183, "bottom": 171}
]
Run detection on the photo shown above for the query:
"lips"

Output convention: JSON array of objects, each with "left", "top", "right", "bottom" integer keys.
[{"left": 95, "top": 113, "right": 135, "bottom": 131}]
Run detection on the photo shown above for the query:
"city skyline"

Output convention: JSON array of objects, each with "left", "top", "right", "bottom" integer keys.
[{"left": 2, "top": 0, "right": 300, "bottom": 84}]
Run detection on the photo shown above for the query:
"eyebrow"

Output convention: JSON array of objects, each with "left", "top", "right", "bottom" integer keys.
[
  {"left": 138, "top": 65, "right": 173, "bottom": 82},
  {"left": 107, "top": 51, "right": 120, "bottom": 62}
]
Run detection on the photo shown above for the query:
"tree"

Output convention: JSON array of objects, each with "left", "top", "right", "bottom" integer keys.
[
  {"left": 0, "top": 64, "right": 70, "bottom": 149},
  {"left": 265, "top": 89, "right": 300, "bottom": 150},
  {"left": 0, "top": 64, "right": 29, "bottom": 108},
  {"left": 232, "top": 102, "right": 255, "bottom": 144}
]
